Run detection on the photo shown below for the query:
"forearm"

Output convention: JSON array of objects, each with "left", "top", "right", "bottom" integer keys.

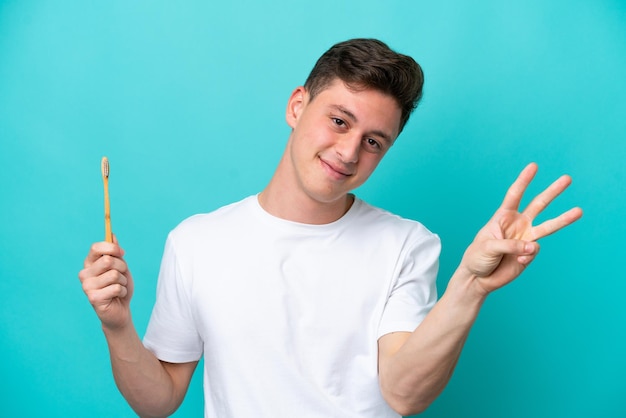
[
  {"left": 102, "top": 322, "right": 183, "bottom": 418},
  {"left": 380, "top": 163, "right": 582, "bottom": 415},
  {"left": 380, "top": 267, "right": 485, "bottom": 415}
]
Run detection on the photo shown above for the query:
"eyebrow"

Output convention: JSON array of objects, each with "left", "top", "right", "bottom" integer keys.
[{"left": 329, "top": 105, "right": 393, "bottom": 144}]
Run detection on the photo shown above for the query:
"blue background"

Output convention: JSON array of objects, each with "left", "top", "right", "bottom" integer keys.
[{"left": 1, "top": 1, "right": 624, "bottom": 417}]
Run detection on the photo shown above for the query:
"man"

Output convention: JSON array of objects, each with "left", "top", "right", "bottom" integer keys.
[{"left": 79, "top": 39, "right": 582, "bottom": 417}]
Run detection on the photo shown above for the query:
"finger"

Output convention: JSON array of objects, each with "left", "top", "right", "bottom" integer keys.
[
  {"left": 79, "top": 254, "right": 128, "bottom": 283},
  {"left": 83, "top": 241, "right": 125, "bottom": 268},
  {"left": 86, "top": 283, "right": 129, "bottom": 307},
  {"left": 517, "top": 253, "right": 537, "bottom": 265},
  {"left": 522, "top": 174, "right": 572, "bottom": 220},
  {"left": 81, "top": 267, "right": 129, "bottom": 292},
  {"left": 531, "top": 206, "right": 583, "bottom": 240},
  {"left": 500, "top": 163, "right": 538, "bottom": 211},
  {"left": 484, "top": 238, "right": 539, "bottom": 258}
]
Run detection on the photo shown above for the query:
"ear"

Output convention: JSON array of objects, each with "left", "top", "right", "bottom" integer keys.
[{"left": 285, "top": 86, "right": 307, "bottom": 129}]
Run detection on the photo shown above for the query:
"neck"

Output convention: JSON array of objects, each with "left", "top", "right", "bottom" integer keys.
[
  {"left": 258, "top": 185, "right": 354, "bottom": 225},
  {"left": 259, "top": 168, "right": 355, "bottom": 225}
]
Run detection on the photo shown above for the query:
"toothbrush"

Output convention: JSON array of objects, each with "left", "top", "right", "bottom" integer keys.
[{"left": 101, "top": 156, "right": 113, "bottom": 243}]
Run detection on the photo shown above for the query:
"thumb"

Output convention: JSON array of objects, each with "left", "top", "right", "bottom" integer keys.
[
  {"left": 112, "top": 233, "right": 125, "bottom": 256},
  {"left": 483, "top": 239, "right": 539, "bottom": 257},
  {"left": 463, "top": 238, "right": 539, "bottom": 277}
]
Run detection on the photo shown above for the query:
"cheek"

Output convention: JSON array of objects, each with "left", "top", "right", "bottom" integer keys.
[
  {"left": 361, "top": 152, "right": 384, "bottom": 169},
  {"left": 298, "top": 124, "right": 334, "bottom": 150},
  {"left": 355, "top": 154, "right": 385, "bottom": 180}
]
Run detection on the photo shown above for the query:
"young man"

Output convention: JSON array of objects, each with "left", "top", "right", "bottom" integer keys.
[{"left": 79, "top": 39, "right": 582, "bottom": 417}]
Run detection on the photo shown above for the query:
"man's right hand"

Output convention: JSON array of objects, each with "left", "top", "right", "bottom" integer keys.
[
  {"left": 78, "top": 236, "right": 196, "bottom": 416},
  {"left": 78, "top": 235, "right": 134, "bottom": 331}
]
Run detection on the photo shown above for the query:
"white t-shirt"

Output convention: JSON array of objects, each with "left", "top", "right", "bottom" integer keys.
[{"left": 144, "top": 195, "right": 440, "bottom": 418}]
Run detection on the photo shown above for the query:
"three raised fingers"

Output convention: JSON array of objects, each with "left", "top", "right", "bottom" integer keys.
[{"left": 501, "top": 164, "right": 582, "bottom": 233}]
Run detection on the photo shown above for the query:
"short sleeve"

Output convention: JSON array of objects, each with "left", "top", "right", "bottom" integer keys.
[
  {"left": 143, "top": 234, "right": 203, "bottom": 363},
  {"left": 377, "top": 232, "right": 441, "bottom": 339}
]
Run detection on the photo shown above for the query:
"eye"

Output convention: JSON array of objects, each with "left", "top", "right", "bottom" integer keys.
[
  {"left": 364, "top": 137, "right": 382, "bottom": 152},
  {"left": 331, "top": 117, "right": 346, "bottom": 127}
]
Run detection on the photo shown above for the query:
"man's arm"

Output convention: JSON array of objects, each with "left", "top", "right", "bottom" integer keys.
[
  {"left": 79, "top": 238, "right": 197, "bottom": 418},
  {"left": 378, "top": 163, "right": 583, "bottom": 415}
]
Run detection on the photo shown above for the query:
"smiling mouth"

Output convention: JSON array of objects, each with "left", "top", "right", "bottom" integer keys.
[{"left": 319, "top": 157, "right": 353, "bottom": 178}]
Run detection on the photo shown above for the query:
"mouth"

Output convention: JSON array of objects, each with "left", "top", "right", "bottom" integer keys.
[{"left": 319, "top": 157, "right": 353, "bottom": 179}]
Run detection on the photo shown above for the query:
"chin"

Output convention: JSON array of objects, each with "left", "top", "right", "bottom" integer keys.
[{"left": 308, "top": 190, "right": 352, "bottom": 206}]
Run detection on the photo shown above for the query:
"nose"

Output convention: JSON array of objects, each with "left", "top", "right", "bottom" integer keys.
[{"left": 335, "top": 134, "right": 360, "bottom": 164}]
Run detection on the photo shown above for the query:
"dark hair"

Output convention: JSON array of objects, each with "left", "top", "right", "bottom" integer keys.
[{"left": 304, "top": 38, "right": 424, "bottom": 133}]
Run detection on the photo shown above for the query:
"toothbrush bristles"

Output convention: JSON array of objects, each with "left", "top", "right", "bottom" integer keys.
[{"left": 102, "top": 157, "right": 109, "bottom": 178}]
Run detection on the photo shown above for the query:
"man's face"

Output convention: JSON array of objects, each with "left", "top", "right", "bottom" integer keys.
[{"left": 284, "top": 79, "right": 402, "bottom": 207}]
